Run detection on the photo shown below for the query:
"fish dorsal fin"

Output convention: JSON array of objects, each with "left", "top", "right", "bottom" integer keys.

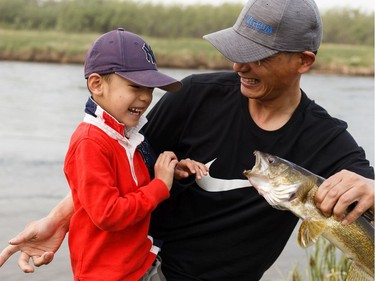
[
  {"left": 346, "top": 263, "right": 374, "bottom": 281},
  {"left": 297, "top": 218, "right": 326, "bottom": 248},
  {"left": 296, "top": 176, "right": 317, "bottom": 203}
]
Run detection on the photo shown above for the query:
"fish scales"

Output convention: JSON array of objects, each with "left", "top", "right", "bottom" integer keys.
[{"left": 244, "top": 151, "right": 374, "bottom": 281}]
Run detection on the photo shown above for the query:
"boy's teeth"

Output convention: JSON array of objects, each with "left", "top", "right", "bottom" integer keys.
[{"left": 129, "top": 108, "right": 141, "bottom": 114}]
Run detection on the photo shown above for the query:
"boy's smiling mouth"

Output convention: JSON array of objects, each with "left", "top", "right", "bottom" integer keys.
[{"left": 129, "top": 107, "right": 143, "bottom": 115}]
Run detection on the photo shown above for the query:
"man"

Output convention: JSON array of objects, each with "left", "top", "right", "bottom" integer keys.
[{"left": 0, "top": 0, "right": 374, "bottom": 280}]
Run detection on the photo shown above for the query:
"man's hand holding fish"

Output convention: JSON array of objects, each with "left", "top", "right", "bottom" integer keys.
[{"left": 316, "top": 170, "right": 374, "bottom": 225}]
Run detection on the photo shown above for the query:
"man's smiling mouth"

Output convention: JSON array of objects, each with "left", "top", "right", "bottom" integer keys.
[{"left": 242, "top": 78, "right": 259, "bottom": 84}]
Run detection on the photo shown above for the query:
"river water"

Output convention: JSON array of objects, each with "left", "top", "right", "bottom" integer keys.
[{"left": 0, "top": 61, "right": 373, "bottom": 281}]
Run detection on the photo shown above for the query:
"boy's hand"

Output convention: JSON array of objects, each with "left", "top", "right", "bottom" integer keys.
[
  {"left": 174, "top": 158, "right": 209, "bottom": 180},
  {"left": 154, "top": 151, "right": 178, "bottom": 190}
]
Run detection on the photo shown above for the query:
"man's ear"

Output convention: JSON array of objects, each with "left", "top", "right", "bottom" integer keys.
[
  {"left": 87, "top": 73, "right": 104, "bottom": 96},
  {"left": 298, "top": 51, "right": 316, "bottom": 74}
]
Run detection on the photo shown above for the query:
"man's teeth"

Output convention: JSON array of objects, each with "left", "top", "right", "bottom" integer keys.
[{"left": 243, "top": 78, "right": 258, "bottom": 84}]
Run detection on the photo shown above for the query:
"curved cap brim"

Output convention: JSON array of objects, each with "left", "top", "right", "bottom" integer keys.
[
  {"left": 116, "top": 70, "right": 182, "bottom": 92},
  {"left": 203, "top": 27, "right": 278, "bottom": 63}
]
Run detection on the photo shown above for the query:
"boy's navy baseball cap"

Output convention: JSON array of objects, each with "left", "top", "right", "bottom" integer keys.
[
  {"left": 203, "top": 0, "right": 322, "bottom": 63},
  {"left": 84, "top": 28, "right": 182, "bottom": 92}
]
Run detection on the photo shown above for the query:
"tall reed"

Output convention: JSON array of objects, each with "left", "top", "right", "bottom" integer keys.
[{"left": 292, "top": 238, "right": 351, "bottom": 281}]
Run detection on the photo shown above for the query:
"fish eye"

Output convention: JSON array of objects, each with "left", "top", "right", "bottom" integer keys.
[{"left": 268, "top": 156, "right": 276, "bottom": 164}]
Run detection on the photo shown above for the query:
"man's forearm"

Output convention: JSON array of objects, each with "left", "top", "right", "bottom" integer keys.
[{"left": 47, "top": 191, "right": 74, "bottom": 231}]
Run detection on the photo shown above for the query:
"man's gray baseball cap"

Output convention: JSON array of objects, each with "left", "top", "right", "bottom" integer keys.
[{"left": 203, "top": 0, "right": 322, "bottom": 63}]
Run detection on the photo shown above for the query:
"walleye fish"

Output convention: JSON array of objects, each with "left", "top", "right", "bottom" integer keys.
[{"left": 243, "top": 151, "right": 374, "bottom": 281}]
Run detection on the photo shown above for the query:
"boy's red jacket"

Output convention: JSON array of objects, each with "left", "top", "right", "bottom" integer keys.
[{"left": 64, "top": 98, "right": 169, "bottom": 280}]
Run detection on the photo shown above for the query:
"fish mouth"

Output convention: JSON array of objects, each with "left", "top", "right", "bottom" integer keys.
[
  {"left": 253, "top": 150, "right": 262, "bottom": 169},
  {"left": 246, "top": 151, "right": 268, "bottom": 175},
  {"left": 243, "top": 151, "right": 300, "bottom": 207},
  {"left": 243, "top": 151, "right": 269, "bottom": 185},
  {"left": 243, "top": 151, "right": 271, "bottom": 193}
]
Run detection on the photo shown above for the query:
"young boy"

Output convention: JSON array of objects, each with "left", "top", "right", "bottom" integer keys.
[{"left": 64, "top": 28, "right": 207, "bottom": 281}]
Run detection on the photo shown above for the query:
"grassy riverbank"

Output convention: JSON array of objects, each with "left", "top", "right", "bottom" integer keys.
[{"left": 0, "top": 29, "right": 373, "bottom": 76}]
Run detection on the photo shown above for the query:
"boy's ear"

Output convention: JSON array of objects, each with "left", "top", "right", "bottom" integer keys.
[
  {"left": 87, "top": 73, "right": 104, "bottom": 96},
  {"left": 297, "top": 51, "right": 316, "bottom": 74}
]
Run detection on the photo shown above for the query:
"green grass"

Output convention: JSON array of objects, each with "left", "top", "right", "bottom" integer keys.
[
  {"left": 318, "top": 44, "right": 374, "bottom": 67},
  {"left": 0, "top": 29, "right": 96, "bottom": 62},
  {"left": 0, "top": 29, "right": 373, "bottom": 74}
]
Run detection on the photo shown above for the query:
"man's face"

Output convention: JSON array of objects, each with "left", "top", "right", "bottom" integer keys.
[{"left": 232, "top": 52, "right": 302, "bottom": 102}]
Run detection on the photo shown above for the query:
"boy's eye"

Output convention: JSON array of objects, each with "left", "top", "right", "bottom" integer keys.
[{"left": 130, "top": 85, "right": 141, "bottom": 89}]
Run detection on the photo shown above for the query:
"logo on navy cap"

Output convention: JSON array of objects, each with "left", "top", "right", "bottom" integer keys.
[{"left": 142, "top": 43, "right": 156, "bottom": 65}]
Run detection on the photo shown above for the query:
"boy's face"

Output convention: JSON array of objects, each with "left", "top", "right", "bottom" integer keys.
[{"left": 97, "top": 74, "right": 153, "bottom": 127}]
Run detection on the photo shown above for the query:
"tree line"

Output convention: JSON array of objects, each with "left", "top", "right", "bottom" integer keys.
[{"left": 0, "top": 0, "right": 373, "bottom": 46}]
